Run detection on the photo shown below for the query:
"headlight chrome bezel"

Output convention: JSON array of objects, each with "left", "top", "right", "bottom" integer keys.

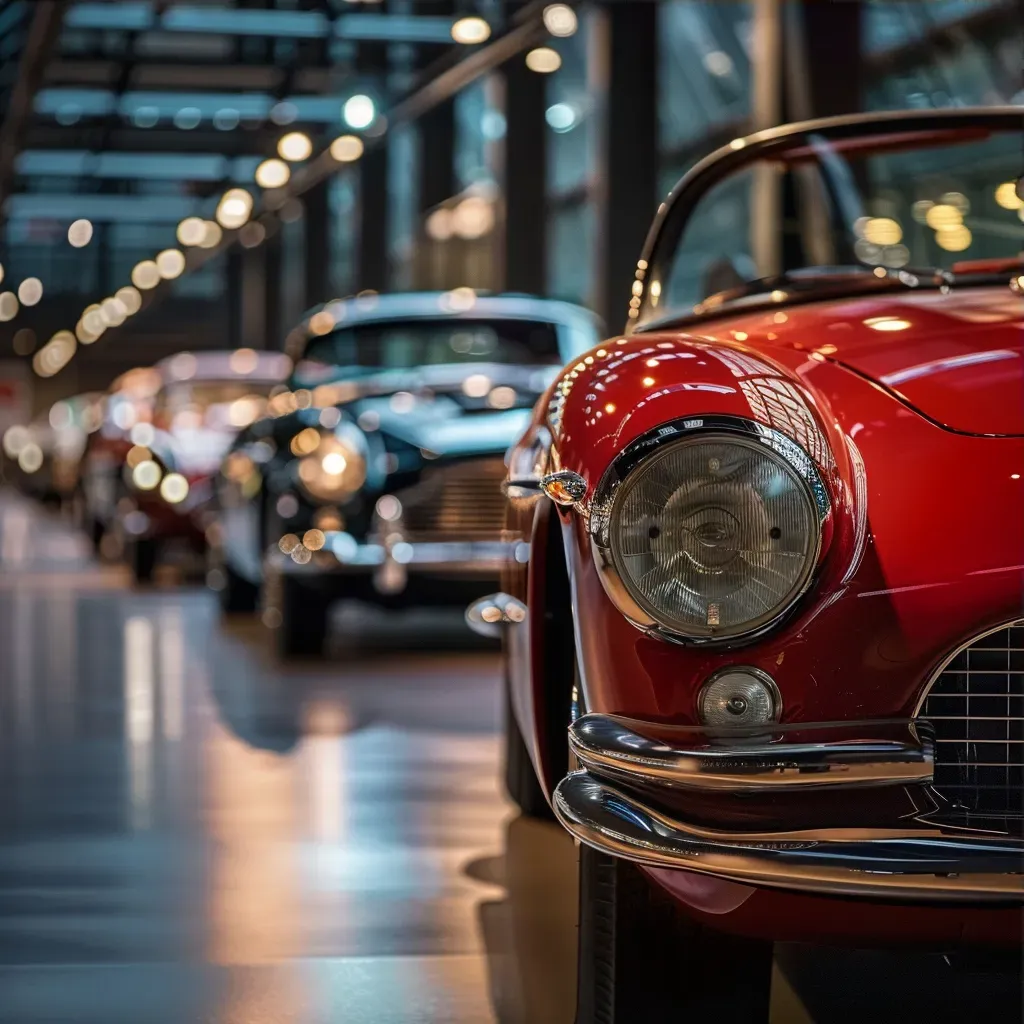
[{"left": 589, "top": 415, "right": 832, "bottom": 647}]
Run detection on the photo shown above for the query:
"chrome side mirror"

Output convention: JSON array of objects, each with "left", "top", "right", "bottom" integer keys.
[{"left": 466, "top": 592, "right": 527, "bottom": 638}]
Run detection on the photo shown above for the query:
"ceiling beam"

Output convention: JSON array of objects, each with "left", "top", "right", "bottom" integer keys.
[
  {"left": 5, "top": 192, "right": 199, "bottom": 222},
  {"left": 0, "top": 0, "right": 69, "bottom": 228},
  {"left": 21, "top": 125, "right": 313, "bottom": 155},
  {"left": 64, "top": 2, "right": 462, "bottom": 43},
  {"left": 32, "top": 86, "right": 375, "bottom": 125}
]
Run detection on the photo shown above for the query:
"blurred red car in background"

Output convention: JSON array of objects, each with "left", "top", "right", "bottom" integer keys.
[{"left": 85, "top": 350, "right": 290, "bottom": 581}]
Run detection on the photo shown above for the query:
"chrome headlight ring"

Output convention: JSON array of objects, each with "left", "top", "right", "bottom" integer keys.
[{"left": 589, "top": 415, "right": 831, "bottom": 647}]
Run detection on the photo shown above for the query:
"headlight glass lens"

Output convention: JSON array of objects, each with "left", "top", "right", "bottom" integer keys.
[
  {"left": 297, "top": 432, "right": 366, "bottom": 502},
  {"left": 609, "top": 434, "right": 819, "bottom": 639}
]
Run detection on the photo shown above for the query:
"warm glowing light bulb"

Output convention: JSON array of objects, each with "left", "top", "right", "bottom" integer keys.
[
  {"left": 198, "top": 221, "right": 223, "bottom": 249},
  {"left": 132, "top": 260, "right": 161, "bottom": 290},
  {"left": 277, "top": 132, "right": 312, "bottom": 162},
  {"left": 330, "top": 134, "right": 364, "bottom": 162},
  {"left": 525, "top": 47, "right": 562, "bottom": 73},
  {"left": 0, "top": 292, "right": 15, "bottom": 322},
  {"left": 255, "top": 158, "right": 291, "bottom": 188},
  {"left": 156, "top": 248, "right": 186, "bottom": 279},
  {"left": 451, "top": 16, "right": 491, "bottom": 44},
  {"left": 68, "top": 219, "right": 93, "bottom": 247},
  {"left": 18, "top": 278, "right": 43, "bottom": 306},
  {"left": 100, "top": 296, "right": 128, "bottom": 326},
  {"left": 116, "top": 285, "right": 142, "bottom": 315},
  {"left": 995, "top": 181, "right": 1023, "bottom": 211},
  {"left": 543, "top": 4, "right": 577, "bottom": 36},
  {"left": 176, "top": 216, "right": 206, "bottom": 246},
  {"left": 216, "top": 188, "right": 253, "bottom": 229}
]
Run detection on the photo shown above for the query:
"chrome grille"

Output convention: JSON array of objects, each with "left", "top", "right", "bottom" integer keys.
[
  {"left": 919, "top": 621, "right": 1024, "bottom": 825},
  {"left": 395, "top": 457, "right": 507, "bottom": 541}
]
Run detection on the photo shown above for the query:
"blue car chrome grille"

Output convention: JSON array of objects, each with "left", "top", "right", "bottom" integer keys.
[{"left": 919, "top": 621, "right": 1024, "bottom": 826}]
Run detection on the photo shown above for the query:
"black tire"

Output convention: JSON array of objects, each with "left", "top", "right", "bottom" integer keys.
[
  {"left": 576, "top": 843, "right": 773, "bottom": 1023},
  {"left": 503, "top": 681, "right": 556, "bottom": 820},
  {"left": 219, "top": 562, "right": 260, "bottom": 615},
  {"left": 89, "top": 516, "right": 106, "bottom": 554},
  {"left": 129, "top": 536, "right": 159, "bottom": 584},
  {"left": 277, "top": 575, "right": 329, "bottom": 658}
]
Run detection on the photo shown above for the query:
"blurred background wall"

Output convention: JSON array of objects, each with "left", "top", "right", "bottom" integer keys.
[{"left": 0, "top": 0, "right": 1020, "bottom": 415}]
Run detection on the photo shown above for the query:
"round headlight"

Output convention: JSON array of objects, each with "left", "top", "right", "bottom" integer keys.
[
  {"left": 297, "top": 433, "right": 366, "bottom": 502},
  {"left": 607, "top": 432, "right": 822, "bottom": 640}
]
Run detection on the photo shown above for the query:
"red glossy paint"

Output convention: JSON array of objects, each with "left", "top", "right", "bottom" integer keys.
[
  {"left": 752, "top": 288, "right": 1024, "bottom": 436},
  {"left": 506, "top": 280, "right": 1024, "bottom": 943}
]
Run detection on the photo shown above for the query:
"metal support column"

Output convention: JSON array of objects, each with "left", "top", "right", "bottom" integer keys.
[
  {"left": 226, "top": 249, "right": 243, "bottom": 349},
  {"left": 503, "top": 50, "right": 547, "bottom": 296},
  {"left": 358, "top": 146, "right": 390, "bottom": 293},
  {"left": 303, "top": 179, "right": 330, "bottom": 310},
  {"left": 788, "top": 1, "right": 863, "bottom": 119},
  {"left": 417, "top": 0, "right": 456, "bottom": 217},
  {"left": 596, "top": 1, "right": 658, "bottom": 330},
  {"left": 418, "top": 100, "right": 456, "bottom": 216},
  {"left": 240, "top": 245, "right": 265, "bottom": 349},
  {"left": 263, "top": 228, "right": 283, "bottom": 347}
]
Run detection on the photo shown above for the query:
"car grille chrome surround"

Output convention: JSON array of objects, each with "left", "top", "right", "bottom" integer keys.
[
  {"left": 918, "top": 620, "right": 1024, "bottom": 828},
  {"left": 394, "top": 457, "right": 508, "bottom": 542}
]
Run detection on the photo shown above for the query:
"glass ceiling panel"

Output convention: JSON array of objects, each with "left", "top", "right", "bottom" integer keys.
[{"left": 658, "top": 0, "right": 752, "bottom": 154}]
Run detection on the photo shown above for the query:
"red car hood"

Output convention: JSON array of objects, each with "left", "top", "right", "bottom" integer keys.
[{"left": 722, "top": 286, "right": 1024, "bottom": 436}]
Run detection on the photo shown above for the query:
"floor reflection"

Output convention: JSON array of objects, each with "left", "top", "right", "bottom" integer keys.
[
  {"left": 0, "top": 490, "right": 1019, "bottom": 1024},
  {"left": 0, "top": 491, "right": 518, "bottom": 1022}
]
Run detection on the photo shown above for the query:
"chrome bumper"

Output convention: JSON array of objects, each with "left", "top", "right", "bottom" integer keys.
[
  {"left": 270, "top": 537, "right": 511, "bottom": 578},
  {"left": 554, "top": 714, "right": 1024, "bottom": 902}
]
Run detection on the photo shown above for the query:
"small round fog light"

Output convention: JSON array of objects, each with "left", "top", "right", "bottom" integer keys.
[{"left": 699, "top": 667, "right": 780, "bottom": 728}]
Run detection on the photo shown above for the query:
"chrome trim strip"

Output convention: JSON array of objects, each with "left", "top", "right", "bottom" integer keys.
[
  {"left": 554, "top": 771, "right": 1024, "bottom": 901},
  {"left": 912, "top": 617, "right": 1024, "bottom": 718},
  {"left": 569, "top": 713, "right": 934, "bottom": 791},
  {"left": 267, "top": 540, "right": 513, "bottom": 576},
  {"left": 588, "top": 415, "right": 830, "bottom": 647}
]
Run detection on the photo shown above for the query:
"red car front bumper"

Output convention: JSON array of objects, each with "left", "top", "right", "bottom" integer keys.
[{"left": 554, "top": 714, "right": 1023, "bottom": 936}]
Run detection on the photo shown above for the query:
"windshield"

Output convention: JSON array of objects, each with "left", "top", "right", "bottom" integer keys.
[
  {"left": 156, "top": 381, "right": 277, "bottom": 432},
  {"left": 293, "top": 318, "right": 562, "bottom": 387},
  {"left": 638, "top": 114, "right": 1023, "bottom": 328}
]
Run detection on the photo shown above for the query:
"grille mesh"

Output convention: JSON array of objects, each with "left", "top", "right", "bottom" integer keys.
[
  {"left": 395, "top": 457, "right": 507, "bottom": 541},
  {"left": 919, "top": 621, "right": 1024, "bottom": 826}
]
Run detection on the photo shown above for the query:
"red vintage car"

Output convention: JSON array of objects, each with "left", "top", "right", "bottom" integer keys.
[
  {"left": 470, "top": 107, "right": 1023, "bottom": 1018},
  {"left": 115, "top": 350, "right": 290, "bottom": 581}
]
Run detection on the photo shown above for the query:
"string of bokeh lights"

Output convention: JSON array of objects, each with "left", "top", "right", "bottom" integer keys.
[{"left": 6, "top": 4, "right": 580, "bottom": 380}]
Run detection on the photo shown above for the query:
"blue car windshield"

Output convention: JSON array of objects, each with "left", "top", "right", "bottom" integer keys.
[{"left": 293, "top": 318, "right": 562, "bottom": 386}]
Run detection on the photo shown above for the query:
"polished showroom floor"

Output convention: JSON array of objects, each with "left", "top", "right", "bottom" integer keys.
[{"left": 0, "top": 491, "right": 1020, "bottom": 1024}]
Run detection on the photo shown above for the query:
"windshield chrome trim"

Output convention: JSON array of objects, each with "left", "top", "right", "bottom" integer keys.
[{"left": 630, "top": 107, "right": 1024, "bottom": 333}]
